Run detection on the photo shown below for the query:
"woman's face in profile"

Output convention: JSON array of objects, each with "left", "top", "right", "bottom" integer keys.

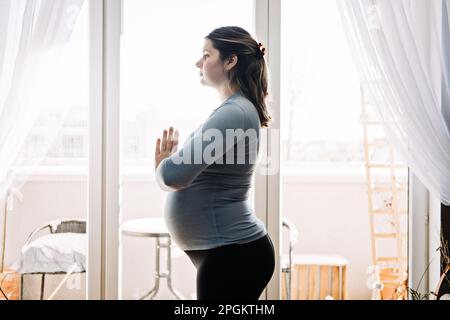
[{"left": 195, "top": 38, "right": 227, "bottom": 88}]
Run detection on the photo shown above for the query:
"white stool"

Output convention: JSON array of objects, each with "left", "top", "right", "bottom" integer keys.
[{"left": 121, "top": 218, "right": 184, "bottom": 300}]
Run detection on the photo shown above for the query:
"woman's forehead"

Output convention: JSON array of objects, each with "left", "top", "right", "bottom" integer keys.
[{"left": 203, "top": 38, "right": 214, "bottom": 51}]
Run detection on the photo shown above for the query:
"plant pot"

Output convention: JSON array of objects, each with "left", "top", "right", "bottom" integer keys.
[{"left": 0, "top": 268, "right": 21, "bottom": 300}]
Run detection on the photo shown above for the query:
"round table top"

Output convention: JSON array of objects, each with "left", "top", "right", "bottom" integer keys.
[{"left": 121, "top": 217, "right": 170, "bottom": 238}]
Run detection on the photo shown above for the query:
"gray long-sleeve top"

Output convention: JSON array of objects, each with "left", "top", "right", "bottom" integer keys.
[{"left": 155, "top": 92, "right": 267, "bottom": 250}]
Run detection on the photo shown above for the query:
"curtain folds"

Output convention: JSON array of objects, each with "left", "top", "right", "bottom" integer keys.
[
  {"left": 337, "top": 0, "right": 450, "bottom": 205},
  {"left": 0, "top": 0, "right": 84, "bottom": 202}
]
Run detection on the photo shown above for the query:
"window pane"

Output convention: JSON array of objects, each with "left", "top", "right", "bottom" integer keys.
[
  {"left": 9, "top": 3, "right": 89, "bottom": 299},
  {"left": 120, "top": 0, "right": 254, "bottom": 300},
  {"left": 281, "top": 0, "right": 362, "bottom": 165},
  {"left": 279, "top": 1, "right": 408, "bottom": 300}
]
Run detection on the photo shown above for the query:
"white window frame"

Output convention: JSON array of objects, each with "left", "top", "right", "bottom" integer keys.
[
  {"left": 88, "top": 0, "right": 121, "bottom": 299},
  {"left": 88, "top": 0, "right": 102, "bottom": 300},
  {"left": 254, "top": 0, "right": 281, "bottom": 300}
]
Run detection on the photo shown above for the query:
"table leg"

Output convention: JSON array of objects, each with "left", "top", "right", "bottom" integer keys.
[
  {"left": 140, "top": 238, "right": 161, "bottom": 300},
  {"left": 140, "top": 236, "right": 184, "bottom": 300},
  {"left": 166, "top": 237, "right": 184, "bottom": 300}
]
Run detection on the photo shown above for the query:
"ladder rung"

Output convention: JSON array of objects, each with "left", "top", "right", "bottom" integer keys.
[
  {"left": 374, "top": 233, "right": 407, "bottom": 238},
  {"left": 360, "top": 113, "right": 382, "bottom": 123},
  {"left": 368, "top": 141, "right": 389, "bottom": 148},
  {"left": 368, "top": 164, "right": 408, "bottom": 169},
  {"left": 371, "top": 185, "right": 406, "bottom": 192},
  {"left": 371, "top": 208, "right": 408, "bottom": 215},
  {"left": 159, "top": 272, "right": 169, "bottom": 278},
  {"left": 376, "top": 257, "right": 407, "bottom": 262}
]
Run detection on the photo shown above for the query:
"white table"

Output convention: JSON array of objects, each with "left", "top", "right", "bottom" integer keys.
[{"left": 121, "top": 218, "right": 184, "bottom": 300}]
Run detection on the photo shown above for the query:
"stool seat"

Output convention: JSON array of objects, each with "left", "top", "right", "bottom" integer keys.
[
  {"left": 291, "top": 254, "right": 349, "bottom": 267},
  {"left": 282, "top": 253, "right": 349, "bottom": 300}
]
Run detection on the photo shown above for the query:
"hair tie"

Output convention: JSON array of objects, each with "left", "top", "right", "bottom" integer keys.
[{"left": 256, "top": 42, "right": 266, "bottom": 60}]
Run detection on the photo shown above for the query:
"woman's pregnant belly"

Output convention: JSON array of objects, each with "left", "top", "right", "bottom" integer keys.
[{"left": 164, "top": 186, "right": 266, "bottom": 250}]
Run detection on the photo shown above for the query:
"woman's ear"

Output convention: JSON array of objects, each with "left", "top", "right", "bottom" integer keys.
[{"left": 225, "top": 54, "right": 238, "bottom": 71}]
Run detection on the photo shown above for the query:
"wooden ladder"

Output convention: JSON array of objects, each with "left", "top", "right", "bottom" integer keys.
[{"left": 360, "top": 83, "right": 408, "bottom": 299}]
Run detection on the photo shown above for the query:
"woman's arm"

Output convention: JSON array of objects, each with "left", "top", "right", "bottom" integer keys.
[{"left": 155, "top": 103, "right": 247, "bottom": 191}]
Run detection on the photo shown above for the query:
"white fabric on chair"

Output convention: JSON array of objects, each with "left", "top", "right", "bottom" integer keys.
[{"left": 13, "top": 233, "right": 86, "bottom": 274}]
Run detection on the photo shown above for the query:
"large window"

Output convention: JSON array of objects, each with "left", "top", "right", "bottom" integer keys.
[
  {"left": 8, "top": 2, "right": 89, "bottom": 300},
  {"left": 21, "top": 6, "right": 89, "bottom": 168},
  {"left": 279, "top": 0, "right": 409, "bottom": 299},
  {"left": 281, "top": 0, "right": 363, "bottom": 166},
  {"left": 8, "top": 0, "right": 416, "bottom": 300},
  {"left": 119, "top": 0, "right": 255, "bottom": 299}
]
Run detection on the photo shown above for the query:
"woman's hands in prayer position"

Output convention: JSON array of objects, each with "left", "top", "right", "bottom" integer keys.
[{"left": 155, "top": 126, "right": 179, "bottom": 171}]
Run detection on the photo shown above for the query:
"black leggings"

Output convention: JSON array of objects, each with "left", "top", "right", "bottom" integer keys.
[{"left": 184, "top": 234, "right": 275, "bottom": 300}]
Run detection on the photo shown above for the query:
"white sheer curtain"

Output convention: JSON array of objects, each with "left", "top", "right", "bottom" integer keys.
[
  {"left": 0, "top": 0, "right": 84, "bottom": 204},
  {"left": 443, "top": 0, "right": 450, "bottom": 127},
  {"left": 337, "top": 0, "right": 450, "bottom": 205}
]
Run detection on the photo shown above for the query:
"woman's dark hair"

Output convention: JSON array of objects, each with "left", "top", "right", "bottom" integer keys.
[{"left": 206, "top": 26, "right": 272, "bottom": 128}]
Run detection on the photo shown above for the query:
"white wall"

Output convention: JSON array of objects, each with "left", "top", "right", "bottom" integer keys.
[{"left": 1, "top": 167, "right": 406, "bottom": 300}]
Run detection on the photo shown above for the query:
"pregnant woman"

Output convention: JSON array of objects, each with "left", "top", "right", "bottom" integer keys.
[{"left": 154, "top": 26, "right": 275, "bottom": 300}]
